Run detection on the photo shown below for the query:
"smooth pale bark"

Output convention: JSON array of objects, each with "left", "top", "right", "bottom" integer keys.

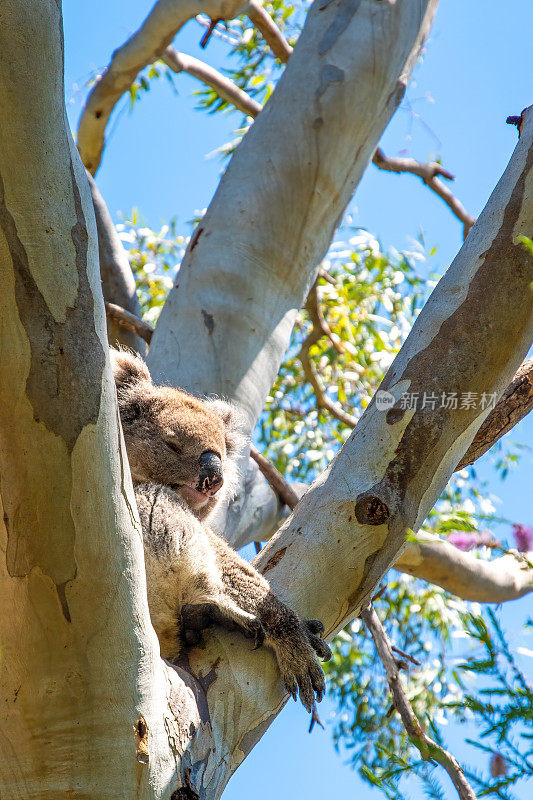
[
  {"left": 0, "top": 3, "right": 184, "bottom": 796},
  {"left": 173, "top": 109, "right": 533, "bottom": 798},
  {"left": 250, "top": 483, "right": 533, "bottom": 604},
  {"left": 77, "top": 0, "right": 247, "bottom": 174},
  {"left": 87, "top": 172, "right": 145, "bottom": 352},
  {"left": 395, "top": 537, "right": 533, "bottom": 603}
]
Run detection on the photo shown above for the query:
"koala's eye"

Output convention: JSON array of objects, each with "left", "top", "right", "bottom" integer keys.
[{"left": 165, "top": 440, "right": 182, "bottom": 455}]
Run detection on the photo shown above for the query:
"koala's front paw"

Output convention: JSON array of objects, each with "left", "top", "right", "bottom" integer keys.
[
  {"left": 304, "top": 619, "right": 332, "bottom": 661},
  {"left": 277, "top": 642, "right": 326, "bottom": 713}
]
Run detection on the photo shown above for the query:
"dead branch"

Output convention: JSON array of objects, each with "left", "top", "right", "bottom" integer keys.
[
  {"left": 162, "top": 47, "right": 262, "bottom": 117},
  {"left": 457, "top": 358, "right": 533, "bottom": 469},
  {"left": 372, "top": 147, "right": 476, "bottom": 238},
  {"left": 245, "top": 0, "right": 293, "bottom": 62},
  {"left": 250, "top": 445, "right": 300, "bottom": 509},
  {"left": 361, "top": 605, "right": 477, "bottom": 800},
  {"left": 105, "top": 302, "right": 154, "bottom": 344}
]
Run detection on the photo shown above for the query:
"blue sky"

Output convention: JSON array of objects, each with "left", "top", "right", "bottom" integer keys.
[{"left": 63, "top": 2, "right": 532, "bottom": 798}]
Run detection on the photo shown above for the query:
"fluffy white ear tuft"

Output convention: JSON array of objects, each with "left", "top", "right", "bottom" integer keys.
[
  {"left": 110, "top": 348, "right": 152, "bottom": 390},
  {"left": 209, "top": 399, "right": 248, "bottom": 459}
]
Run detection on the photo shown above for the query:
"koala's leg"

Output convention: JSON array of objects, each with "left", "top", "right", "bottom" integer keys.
[{"left": 206, "top": 528, "right": 331, "bottom": 712}]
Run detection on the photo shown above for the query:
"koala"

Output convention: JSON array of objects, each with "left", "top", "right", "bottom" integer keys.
[{"left": 111, "top": 349, "right": 331, "bottom": 712}]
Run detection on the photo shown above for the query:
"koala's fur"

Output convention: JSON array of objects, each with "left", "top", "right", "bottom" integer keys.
[{"left": 112, "top": 349, "right": 330, "bottom": 711}]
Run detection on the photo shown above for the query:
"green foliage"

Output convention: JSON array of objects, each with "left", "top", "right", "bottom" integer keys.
[
  {"left": 447, "top": 610, "right": 533, "bottom": 799},
  {"left": 257, "top": 230, "right": 427, "bottom": 481}
]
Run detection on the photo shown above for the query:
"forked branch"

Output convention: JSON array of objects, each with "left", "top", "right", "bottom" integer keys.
[{"left": 372, "top": 147, "right": 476, "bottom": 237}]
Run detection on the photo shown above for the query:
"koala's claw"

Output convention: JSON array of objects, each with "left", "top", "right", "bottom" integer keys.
[
  {"left": 303, "top": 619, "right": 331, "bottom": 661},
  {"left": 278, "top": 640, "right": 327, "bottom": 713},
  {"left": 283, "top": 673, "right": 299, "bottom": 703},
  {"left": 247, "top": 618, "right": 266, "bottom": 650},
  {"left": 308, "top": 633, "right": 332, "bottom": 661}
]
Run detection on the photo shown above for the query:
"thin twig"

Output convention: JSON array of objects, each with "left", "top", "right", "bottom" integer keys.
[
  {"left": 195, "top": 15, "right": 241, "bottom": 47},
  {"left": 298, "top": 280, "right": 359, "bottom": 428},
  {"left": 391, "top": 645, "right": 421, "bottom": 667},
  {"left": 245, "top": 1, "right": 293, "bottom": 62},
  {"left": 162, "top": 47, "right": 262, "bottom": 118},
  {"left": 361, "top": 604, "right": 477, "bottom": 800},
  {"left": 249, "top": 445, "right": 300, "bottom": 509},
  {"left": 372, "top": 147, "right": 476, "bottom": 238},
  {"left": 199, "top": 17, "right": 222, "bottom": 48},
  {"left": 105, "top": 302, "right": 154, "bottom": 344}
]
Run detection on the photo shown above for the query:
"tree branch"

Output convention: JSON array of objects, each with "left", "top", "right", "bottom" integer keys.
[
  {"left": 300, "top": 346, "right": 360, "bottom": 427},
  {"left": 105, "top": 301, "right": 154, "bottom": 344},
  {"left": 250, "top": 445, "right": 300, "bottom": 508},
  {"left": 457, "top": 357, "right": 533, "bottom": 469},
  {"left": 162, "top": 46, "right": 262, "bottom": 117},
  {"left": 361, "top": 605, "right": 477, "bottom": 800},
  {"left": 245, "top": 0, "right": 293, "bottom": 62},
  {"left": 77, "top": 0, "right": 247, "bottom": 173},
  {"left": 372, "top": 147, "right": 476, "bottom": 237},
  {"left": 86, "top": 172, "right": 145, "bottom": 351},
  {"left": 396, "top": 534, "right": 533, "bottom": 603}
]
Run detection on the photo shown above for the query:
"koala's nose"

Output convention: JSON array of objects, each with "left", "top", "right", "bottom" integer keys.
[{"left": 198, "top": 451, "right": 224, "bottom": 496}]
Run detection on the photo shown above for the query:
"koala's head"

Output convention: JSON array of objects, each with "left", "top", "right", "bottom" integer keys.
[{"left": 111, "top": 349, "right": 246, "bottom": 520}]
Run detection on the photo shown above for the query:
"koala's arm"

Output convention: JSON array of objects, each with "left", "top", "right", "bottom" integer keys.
[
  {"left": 136, "top": 483, "right": 330, "bottom": 711},
  {"left": 205, "top": 528, "right": 332, "bottom": 711}
]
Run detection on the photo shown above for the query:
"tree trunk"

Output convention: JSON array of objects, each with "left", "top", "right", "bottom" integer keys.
[{"left": 0, "top": 3, "right": 181, "bottom": 796}]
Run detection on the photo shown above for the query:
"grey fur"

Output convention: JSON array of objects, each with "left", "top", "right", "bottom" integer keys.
[{"left": 112, "top": 349, "right": 331, "bottom": 711}]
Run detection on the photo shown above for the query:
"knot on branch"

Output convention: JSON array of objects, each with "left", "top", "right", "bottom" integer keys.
[{"left": 354, "top": 495, "right": 390, "bottom": 526}]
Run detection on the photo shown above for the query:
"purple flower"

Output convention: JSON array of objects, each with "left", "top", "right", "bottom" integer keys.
[
  {"left": 512, "top": 524, "right": 533, "bottom": 553},
  {"left": 448, "top": 531, "right": 493, "bottom": 551}
]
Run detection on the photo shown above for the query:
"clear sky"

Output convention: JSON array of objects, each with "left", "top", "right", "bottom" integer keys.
[{"left": 63, "top": 2, "right": 532, "bottom": 798}]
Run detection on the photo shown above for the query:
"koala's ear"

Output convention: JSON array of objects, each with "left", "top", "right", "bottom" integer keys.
[
  {"left": 209, "top": 399, "right": 247, "bottom": 457},
  {"left": 110, "top": 349, "right": 152, "bottom": 390}
]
